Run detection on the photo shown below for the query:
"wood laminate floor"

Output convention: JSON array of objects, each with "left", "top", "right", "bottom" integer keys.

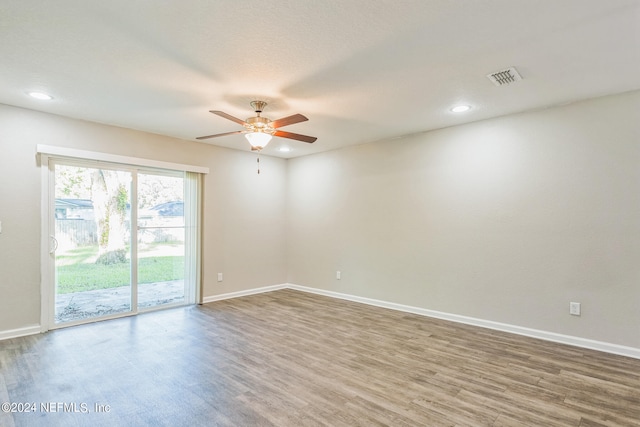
[{"left": 1, "top": 289, "right": 639, "bottom": 426}]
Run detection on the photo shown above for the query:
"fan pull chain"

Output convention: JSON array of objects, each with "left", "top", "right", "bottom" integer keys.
[{"left": 257, "top": 153, "right": 260, "bottom": 175}]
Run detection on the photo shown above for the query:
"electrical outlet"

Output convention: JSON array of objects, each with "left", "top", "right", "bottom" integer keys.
[
  {"left": 336, "top": 271, "right": 341, "bottom": 280},
  {"left": 217, "top": 273, "right": 223, "bottom": 282},
  {"left": 569, "top": 302, "right": 581, "bottom": 316}
]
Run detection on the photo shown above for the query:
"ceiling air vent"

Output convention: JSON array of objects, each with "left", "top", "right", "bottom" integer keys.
[{"left": 486, "top": 66, "right": 522, "bottom": 86}]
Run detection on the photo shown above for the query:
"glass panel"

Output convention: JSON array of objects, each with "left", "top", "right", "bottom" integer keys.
[
  {"left": 54, "top": 164, "right": 132, "bottom": 323},
  {"left": 137, "top": 172, "right": 185, "bottom": 309}
]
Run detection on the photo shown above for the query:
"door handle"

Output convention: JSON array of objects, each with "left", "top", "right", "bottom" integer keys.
[{"left": 49, "top": 235, "right": 58, "bottom": 254}]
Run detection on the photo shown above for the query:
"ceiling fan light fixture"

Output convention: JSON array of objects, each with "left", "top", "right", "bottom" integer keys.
[{"left": 245, "top": 131, "right": 272, "bottom": 149}]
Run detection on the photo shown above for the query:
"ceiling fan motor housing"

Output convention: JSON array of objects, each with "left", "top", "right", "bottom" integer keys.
[{"left": 246, "top": 116, "right": 274, "bottom": 133}]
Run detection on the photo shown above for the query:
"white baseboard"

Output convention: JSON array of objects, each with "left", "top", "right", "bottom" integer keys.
[
  {"left": 201, "top": 284, "right": 288, "bottom": 304},
  {"left": 0, "top": 325, "right": 41, "bottom": 341},
  {"left": 2, "top": 286, "right": 637, "bottom": 359},
  {"left": 203, "top": 283, "right": 640, "bottom": 360},
  {"left": 284, "top": 283, "right": 640, "bottom": 360}
]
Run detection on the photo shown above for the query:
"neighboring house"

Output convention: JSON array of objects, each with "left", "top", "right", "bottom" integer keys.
[
  {"left": 55, "top": 199, "right": 182, "bottom": 221},
  {"left": 150, "top": 201, "right": 183, "bottom": 217},
  {"left": 55, "top": 198, "right": 94, "bottom": 220}
]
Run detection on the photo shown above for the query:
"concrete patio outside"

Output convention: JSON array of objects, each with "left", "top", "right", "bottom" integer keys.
[{"left": 55, "top": 280, "right": 185, "bottom": 323}]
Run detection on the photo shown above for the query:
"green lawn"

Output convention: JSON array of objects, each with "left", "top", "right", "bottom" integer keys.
[{"left": 56, "top": 247, "right": 184, "bottom": 294}]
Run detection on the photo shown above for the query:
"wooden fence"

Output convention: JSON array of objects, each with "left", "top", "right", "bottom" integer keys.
[
  {"left": 55, "top": 219, "right": 97, "bottom": 246},
  {"left": 55, "top": 218, "right": 183, "bottom": 248}
]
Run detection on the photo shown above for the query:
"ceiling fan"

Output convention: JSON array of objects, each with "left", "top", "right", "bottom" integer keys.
[{"left": 197, "top": 100, "right": 317, "bottom": 151}]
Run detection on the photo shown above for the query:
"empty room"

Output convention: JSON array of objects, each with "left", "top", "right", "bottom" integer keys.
[{"left": 1, "top": 1, "right": 639, "bottom": 426}]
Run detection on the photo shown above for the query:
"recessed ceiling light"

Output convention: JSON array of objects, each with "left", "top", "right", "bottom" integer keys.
[
  {"left": 279, "top": 147, "right": 291, "bottom": 152},
  {"left": 450, "top": 105, "right": 471, "bottom": 113},
  {"left": 28, "top": 91, "right": 53, "bottom": 100}
]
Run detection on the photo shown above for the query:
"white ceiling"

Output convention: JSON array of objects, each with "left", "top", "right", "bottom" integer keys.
[{"left": 1, "top": 0, "right": 639, "bottom": 158}]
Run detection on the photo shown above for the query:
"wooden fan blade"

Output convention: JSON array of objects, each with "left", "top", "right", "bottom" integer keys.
[
  {"left": 273, "top": 130, "right": 317, "bottom": 143},
  {"left": 196, "top": 130, "right": 243, "bottom": 140},
  {"left": 210, "top": 110, "right": 248, "bottom": 126},
  {"left": 269, "top": 114, "right": 308, "bottom": 129}
]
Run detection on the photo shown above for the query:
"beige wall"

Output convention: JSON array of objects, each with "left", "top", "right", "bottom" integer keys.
[
  {"left": 2, "top": 91, "right": 639, "bottom": 350},
  {"left": 0, "top": 104, "right": 288, "bottom": 332},
  {"left": 287, "top": 91, "right": 640, "bottom": 348}
]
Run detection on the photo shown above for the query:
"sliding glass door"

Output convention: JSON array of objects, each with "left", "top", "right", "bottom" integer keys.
[
  {"left": 50, "top": 160, "right": 197, "bottom": 327},
  {"left": 53, "top": 164, "right": 133, "bottom": 324},
  {"left": 137, "top": 172, "right": 186, "bottom": 310}
]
